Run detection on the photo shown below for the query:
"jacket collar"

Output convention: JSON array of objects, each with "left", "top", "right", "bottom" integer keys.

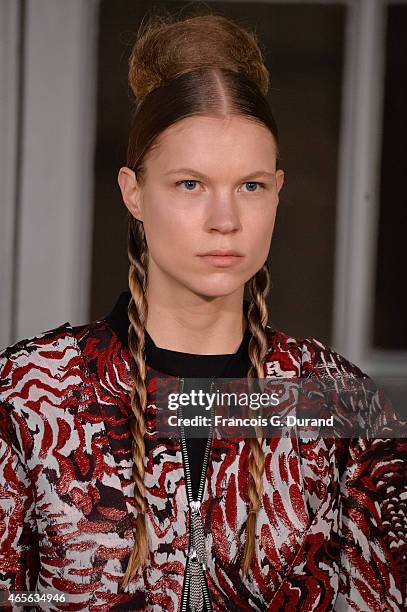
[{"left": 104, "top": 291, "right": 252, "bottom": 378}]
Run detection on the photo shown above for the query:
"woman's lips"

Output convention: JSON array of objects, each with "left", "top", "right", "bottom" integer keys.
[{"left": 198, "top": 254, "right": 244, "bottom": 268}]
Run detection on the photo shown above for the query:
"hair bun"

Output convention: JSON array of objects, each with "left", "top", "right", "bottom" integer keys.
[{"left": 129, "top": 14, "right": 270, "bottom": 101}]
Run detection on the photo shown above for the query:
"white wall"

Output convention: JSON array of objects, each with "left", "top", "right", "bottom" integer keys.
[
  {"left": 0, "top": 0, "right": 99, "bottom": 349},
  {"left": 0, "top": 1, "right": 20, "bottom": 349}
]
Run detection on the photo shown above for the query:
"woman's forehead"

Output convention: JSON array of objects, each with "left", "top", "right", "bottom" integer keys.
[{"left": 146, "top": 115, "right": 277, "bottom": 170}]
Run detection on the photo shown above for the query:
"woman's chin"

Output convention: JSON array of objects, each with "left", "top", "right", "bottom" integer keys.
[{"left": 189, "top": 280, "right": 245, "bottom": 300}]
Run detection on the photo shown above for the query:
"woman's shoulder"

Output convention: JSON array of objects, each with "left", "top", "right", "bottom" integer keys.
[
  {"left": 265, "top": 325, "right": 405, "bottom": 438},
  {"left": 265, "top": 324, "right": 366, "bottom": 380},
  {"left": 0, "top": 314, "right": 118, "bottom": 366},
  {"left": 0, "top": 316, "right": 124, "bottom": 402},
  {"left": 0, "top": 320, "right": 81, "bottom": 375},
  {"left": 0, "top": 319, "right": 103, "bottom": 406}
]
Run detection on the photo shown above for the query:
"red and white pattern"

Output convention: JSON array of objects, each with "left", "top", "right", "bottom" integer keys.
[{"left": 0, "top": 318, "right": 405, "bottom": 611}]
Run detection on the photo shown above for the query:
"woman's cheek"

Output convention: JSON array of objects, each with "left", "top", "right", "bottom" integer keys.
[{"left": 247, "top": 224, "right": 273, "bottom": 253}]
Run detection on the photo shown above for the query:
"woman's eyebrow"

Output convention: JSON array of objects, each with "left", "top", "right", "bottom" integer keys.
[{"left": 164, "top": 168, "right": 275, "bottom": 181}]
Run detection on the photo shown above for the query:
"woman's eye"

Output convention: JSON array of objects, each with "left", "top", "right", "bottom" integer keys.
[
  {"left": 175, "top": 180, "right": 266, "bottom": 192},
  {"left": 242, "top": 181, "right": 265, "bottom": 192},
  {"left": 176, "top": 180, "right": 200, "bottom": 191}
]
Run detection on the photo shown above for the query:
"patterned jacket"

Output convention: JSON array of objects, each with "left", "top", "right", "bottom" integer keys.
[{"left": 0, "top": 299, "right": 406, "bottom": 611}]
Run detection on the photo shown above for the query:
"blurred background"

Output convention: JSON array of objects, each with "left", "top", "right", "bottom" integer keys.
[{"left": 0, "top": 0, "right": 406, "bottom": 410}]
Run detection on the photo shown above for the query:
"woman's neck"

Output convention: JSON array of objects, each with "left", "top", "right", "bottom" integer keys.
[{"left": 145, "top": 295, "right": 247, "bottom": 355}]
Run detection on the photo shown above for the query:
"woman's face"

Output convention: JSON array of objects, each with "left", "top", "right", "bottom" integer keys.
[{"left": 118, "top": 115, "right": 284, "bottom": 300}]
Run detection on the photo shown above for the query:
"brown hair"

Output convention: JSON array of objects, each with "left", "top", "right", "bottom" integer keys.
[{"left": 120, "top": 11, "right": 278, "bottom": 589}]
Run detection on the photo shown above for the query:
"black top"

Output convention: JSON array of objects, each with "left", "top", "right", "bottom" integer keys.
[{"left": 105, "top": 292, "right": 251, "bottom": 499}]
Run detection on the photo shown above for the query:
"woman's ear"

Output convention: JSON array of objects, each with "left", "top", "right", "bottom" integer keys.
[
  {"left": 117, "top": 167, "right": 143, "bottom": 221},
  {"left": 276, "top": 169, "right": 285, "bottom": 195},
  {"left": 274, "top": 169, "right": 285, "bottom": 208}
]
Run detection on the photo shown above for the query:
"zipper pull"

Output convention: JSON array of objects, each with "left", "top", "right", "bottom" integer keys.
[
  {"left": 190, "top": 500, "right": 201, "bottom": 514},
  {"left": 189, "top": 546, "right": 207, "bottom": 571},
  {"left": 189, "top": 501, "right": 208, "bottom": 571}
]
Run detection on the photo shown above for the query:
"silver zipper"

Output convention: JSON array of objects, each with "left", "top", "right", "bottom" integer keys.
[{"left": 179, "top": 377, "right": 214, "bottom": 612}]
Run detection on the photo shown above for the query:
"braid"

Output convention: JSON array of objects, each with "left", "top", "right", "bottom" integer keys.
[
  {"left": 241, "top": 260, "right": 271, "bottom": 577},
  {"left": 120, "top": 215, "right": 150, "bottom": 589},
  {"left": 120, "top": 214, "right": 271, "bottom": 585}
]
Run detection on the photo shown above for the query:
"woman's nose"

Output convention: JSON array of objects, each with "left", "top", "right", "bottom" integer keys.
[{"left": 204, "top": 196, "right": 242, "bottom": 233}]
